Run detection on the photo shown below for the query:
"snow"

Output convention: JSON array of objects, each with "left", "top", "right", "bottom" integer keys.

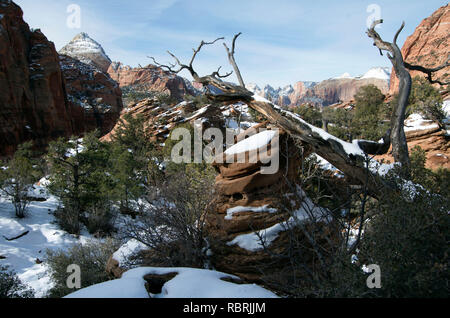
[
  {"left": 112, "top": 239, "right": 147, "bottom": 267},
  {"left": 443, "top": 99, "right": 450, "bottom": 118},
  {"left": 60, "top": 32, "right": 110, "bottom": 61},
  {"left": 65, "top": 138, "right": 85, "bottom": 157},
  {"left": 228, "top": 187, "right": 329, "bottom": 252},
  {"left": 314, "top": 154, "right": 344, "bottom": 178},
  {"left": 65, "top": 274, "right": 149, "bottom": 298},
  {"left": 333, "top": 67, "right": 391, "bottom": 81},
  {"left": 361, "top": 67, "right": 391, "bottom": 81},
  {"left": 404, "top": 113, "right": 439, "bottom": 132},
  {"left": 65, "top": 267, "right": 278, "bottom": 298},
  {"left": 185, "top": 105, "right": 210, "bottom": 121},
  {"left": 225, "top": 130, "right": 278, "bottom": 155},
  {"left": 225, "top": 205, "right": 277, "bottom": 220},
  {"left": 335, "top": 72, "right": 353, "bottom": 79},
  {"left": 0, "top": 185, "right": 94, "bottom": 297},
  {"left": 254, "top": 94, "right": 366, "bottom": 157},
  {"left": 227, "top": 221, "right": 287, "bottom": 252}
]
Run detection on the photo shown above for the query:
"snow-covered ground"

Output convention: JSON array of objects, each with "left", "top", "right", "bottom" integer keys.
[
  {"left": 0, "top": 178, "right": 277, "bottom": 298},
  {"left": 0, "top": 179, "right": 95, "bottom": 297},
  {"left": 65, "top": 267, "right": 278, "bottom": 298}
]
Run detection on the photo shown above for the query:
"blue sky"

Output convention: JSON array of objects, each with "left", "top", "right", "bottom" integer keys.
[{"left": 15, "top": 0, "right": 448, "bottom": 87}]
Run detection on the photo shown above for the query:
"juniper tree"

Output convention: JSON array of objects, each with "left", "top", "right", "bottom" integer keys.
[
  {"left": 47, "top": 132, "right": 114, "bottom": 234},
  {"left": 352, "top": 84, "right": 389, "bottom": 141},
  {"left": 108, "top": 113, "right": 162, "bottom": 210},
  {"left": 0, "top": 142, "right": 41, "bottom": 218}
]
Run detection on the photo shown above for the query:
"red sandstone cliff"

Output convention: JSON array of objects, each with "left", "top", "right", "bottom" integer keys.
[
  {"left": 0, "top": 1, "right": 73, "bottom": 156},
  {"left": 389, "top": 4, "right": 450, "bottom": 94}
]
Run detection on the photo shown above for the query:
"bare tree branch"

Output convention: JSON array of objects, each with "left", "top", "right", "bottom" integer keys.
[
  {"left": 393, "top": 21, "right": 405, "bottom": 45},
  {"left": 404, "top": 55, "right": 450, "bottom": 86},
  {"left": 223, "top": 32, "right": 245, "bottom": 87}
]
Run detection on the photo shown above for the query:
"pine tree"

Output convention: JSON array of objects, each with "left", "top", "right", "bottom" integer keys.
[{"left": 47, "top": 132, "right": 114, "bottom": 234}]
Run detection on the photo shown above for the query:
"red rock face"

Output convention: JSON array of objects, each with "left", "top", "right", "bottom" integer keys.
[
  {"left": 60, "top": 55, "right": 123, "bottom": 135},
  {"left": 107, "top": 62, "right": 197, "bottom": 101},
  {"left": 390, "top": 4, "right": 450, "bottom": 94},
  {"left": 0, "top": 1, "right": 73, "bottom": 157},
  {"left": 298, "top": 78, "right": 389, "bottom": 107}
]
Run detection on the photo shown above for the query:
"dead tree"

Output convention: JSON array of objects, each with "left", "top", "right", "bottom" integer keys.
[
  {"left": 367, "top": 20, "right": 411, "bottom": 171},
  {"left": 150, "top": 35, "right": 393, "bottom": 198},
  {"left": 367, "top": 20, "right": 450, "bottom": 173}
]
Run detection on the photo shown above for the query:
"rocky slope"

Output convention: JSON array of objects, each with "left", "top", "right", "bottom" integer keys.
[
  {"left": 107, "top": 62, "right": 199, "bottom": 103},
  {"left": 390, "top": 4, "right": 449, "bottom": 94},
  {"left": 247, "top": 67, "right": 390, "bottom": 107},
  {"left": 59, "top": 32, "right": 112, "bottom": 73},
  {"left": 102, "top": 97, "right": 225, "bottom": 144},
  {"left": 0, "top": 0, "right": 73, "bottom": 156},
  {"left": 60, "top": 55, "right": 123, "bottom": 135}
]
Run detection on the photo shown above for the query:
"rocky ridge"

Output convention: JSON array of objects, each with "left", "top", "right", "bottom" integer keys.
[
  {"left": 247, "top": 67, "right": 390, "bottom": 107},
  {"left": 107, "top": 62, "right": 199, "bottom": 102}
]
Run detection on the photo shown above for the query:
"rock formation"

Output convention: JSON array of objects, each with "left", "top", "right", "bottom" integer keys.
[
  {"left": 389, "top": 4, "right": 449, "bottom": 94},
  {"left": 205, "top": 124, "right": 332, "bottom": 282},
  {"left": 302, "top": 76, "right": 389, "bottom": 107},
  {"left": 59, "top": 32, "right": 112, "bottom": 73},
  {"left": 102, "top": 97, "right": 224, "bottom": 144},
  {"left": 60, "top": 55, "right": 123, "bottom": 135},
  {"left": 0, "top": 0, "right": 73, "bottom": 156},
  {"left": 107, "top": 62, "right": 199, "bottom": 103}
]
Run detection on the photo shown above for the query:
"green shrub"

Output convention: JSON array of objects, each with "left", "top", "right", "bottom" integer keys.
[
  {"left": 0, "top": 142, "right": 42, "bottom": 218},
  {"left": 352, "top": 84, "right": 389, "bottom": 141},
  {"left": 354, "top": 189, "right": 449, "bottom": 297},
  {"left": 45, "top": 239, "right": 120, "bottom": 298},
  {"left": 293, "top": 104, "right": 323, "bottom": 128},
  {"left": 408, "top": 76, "right": 445, "bottom": 125},
  {"left": 0, "top": 265, "right": 34, "bottom": 298}
]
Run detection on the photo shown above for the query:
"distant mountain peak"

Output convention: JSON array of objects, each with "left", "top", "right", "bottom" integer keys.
[
  {"left": 361, "top": 67, "right": 391, "bottom": 81},
  {"left": 59, "top": 32, "right": 111, "bottom": 72},
  {"left": 335, "top": 72, "right": 353, "bottom": 79}
]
